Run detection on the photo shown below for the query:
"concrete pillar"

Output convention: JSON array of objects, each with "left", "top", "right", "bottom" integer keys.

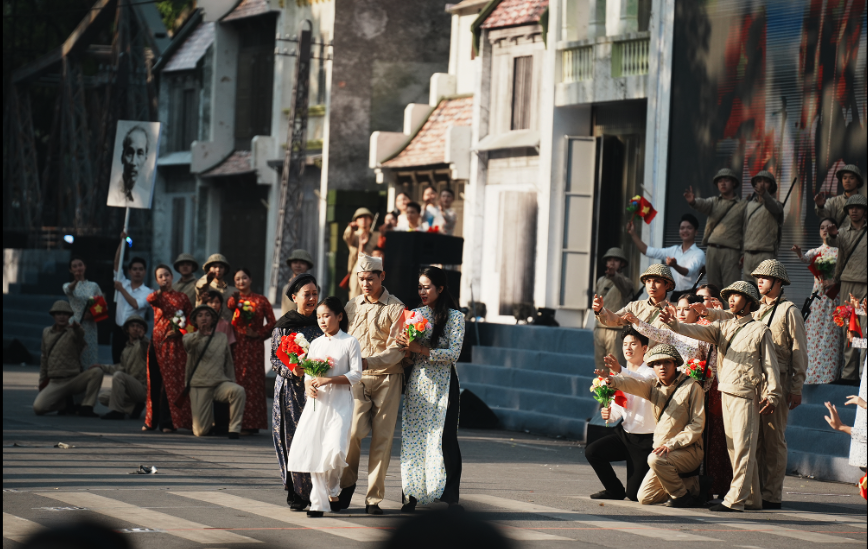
[
  {"left": 619, "top": 0, "right": 639, "bottom": 34},
  {"left": 588, "top": 0, "right": 607, "bottom": 38}
]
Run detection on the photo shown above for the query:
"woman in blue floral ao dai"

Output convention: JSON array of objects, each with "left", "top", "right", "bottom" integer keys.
[
  {"left": 397, "top": 266, "right": 466, "bottom": 512},
  {"left": 285, "top": 297, "right": 362, "bottom": 517}
]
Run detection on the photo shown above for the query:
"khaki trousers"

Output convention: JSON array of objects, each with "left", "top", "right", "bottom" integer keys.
[
  {"left": 757, "top": 383, "right": 789, "bottom": 503},
  {"left": 637, "top": 447, "right": 702, "bottom": 504},
  {"left": 189, "top": 382, "right": 246, "bottom": 436},
  {"left": 33, "top": 368, "right": 102, "bottom": 415},
  {"left": 840, "top": 281, "right": 867, "bottom": 380},
  {"left": 594, "top": 328, "right": 624, "bottom": 369},
  {"left": 98, "top": 372, "right": 146, "bottom": 415},
  {"left": 340, "top": 373, "right": 403, "bottom": 505},
  {"left": 705, "top": 246, "right": 741, "bottom": 290},
  {"left": 721, "top": 393, "right": 762, "bottom": 510},
  {"left": 742, "top": 251, "right": 775, "bottom": 282}
]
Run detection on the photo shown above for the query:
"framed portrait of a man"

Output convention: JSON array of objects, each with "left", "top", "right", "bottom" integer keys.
[{"left": 106, "top": 120, "right": 161, "bottom": 209}]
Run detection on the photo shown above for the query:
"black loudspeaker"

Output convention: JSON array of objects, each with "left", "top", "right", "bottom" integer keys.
[
  {"left": 4, "top": 338, "right": 33, "bottom": 365},
  {"left": 458, "top": 388, "right": 499, "bottom": 429},
  {"left": 383, "top": 232, "right": 463, "bottom": 306}
]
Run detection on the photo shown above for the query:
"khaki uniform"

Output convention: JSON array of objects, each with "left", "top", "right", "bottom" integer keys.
[
  {"left": 183, "top": 331, "right": 245, "bottom": 436},
  {"left": 173, "top": 278, "right": 198, "bottom": 305},
  {"left": 598, "top": 298, "right": 672, "bottom": 349},
  {"left": 753, "top": 295, "right": 808, "bottom": 503},
  {"left": 827, "top": 224, "right": 868, "bottom": 380},
  {"left": 593, "top": 273, "right": 633, "bottom": 366},
  {"left": 343, "top": 226, "right": 380, "bottom": 299},
  {"left": 33, "top": 324, "right": 103, "bottom": 415},
  {"left": 97, "top": 338, "right": 149, "bottom": 415},
  {"left": 194, "top": 276, "right": 236, "bottom": 321},
  {"left": 340, "top": 288, "right": 406, "bottom": 505},
  {"left": 669, "top": 315, "right": 781, "bottom": 510},
  {"left": 742, "top": 197, "right": 783, "bottom": 281},
  {"left": 610, "top": 373, "right": 705, "bottom": 503},
  {"left": 690, "top": 195, "right": 746, "bottom": 288},
  {"left": 815, "top": 193, "right": 857, "bottom": 230}
]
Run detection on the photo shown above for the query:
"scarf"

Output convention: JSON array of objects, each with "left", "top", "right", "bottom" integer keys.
[{"left": 274, "top": 309, "right": 318, "bottom": 330}]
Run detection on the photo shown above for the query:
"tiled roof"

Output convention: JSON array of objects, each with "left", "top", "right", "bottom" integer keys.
[
  {"left": 382, "top": 96, "right": 473, "bottom": 169},
  {"left": 163, "top": 21, "right": 215, "bottom": 72},
  {"left": 480, "top": 0, "right": 548, "bottom": 29},
  {"left": 200, "top": 150, "right": 254, "bottom": 177},
  {"left": 222, "top": 0, "right": 274, "bottom": 22},
  {"left": 447, "top": 0, "right": 490, "bottom": 13}
]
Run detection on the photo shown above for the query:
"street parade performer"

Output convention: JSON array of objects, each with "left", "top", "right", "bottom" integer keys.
[
  {"left": 93, "top": 314, "right": 149, "bottom": 420},
  {"left": 592, "top": 247, "right": 634, "bottom": 366}
]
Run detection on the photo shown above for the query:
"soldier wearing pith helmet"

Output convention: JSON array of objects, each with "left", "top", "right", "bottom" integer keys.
[
  {"left": 195, "top": 253, "right": 235, "bottom": 321},
  {"left": 662, "top": 280, "right": 781, "bottom": 512},
  {"left": 814, "top": 164, "right": 865, "bottom": 229},
  {"left": 592, "top": 247, "right": 635, "bottom": 366},
  {"left": 280, "top": 249, "right": 315, "bottom": 314},
  {"left": 685, "top": 168, "right": 748, "bottom": 289},
  {"left": 742, "top": 171, "right": 783, "bottom": 282},
  {"left": 593, "top": 263, "right": 674, "bottom": 349}
]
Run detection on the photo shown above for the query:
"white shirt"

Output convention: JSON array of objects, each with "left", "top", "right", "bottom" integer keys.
[
  {"left": 608, "top": 363, "right": 657, "bottom": 434},
  {"left": 394, "top": 216, "right": 430, "bottom": 232},
  {"left": 645, "top": 243, "right": 705, "bottom": 291},
  {"left": 424, "top": 204, "right": 446, "bottom": 231},
  {"left": 113, "top": 270, "right": 152, "bottom": 325}
]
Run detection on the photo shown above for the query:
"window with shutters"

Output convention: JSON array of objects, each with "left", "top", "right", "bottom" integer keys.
[
  {"left": 234, "top": 16, "right": 276, "bottom": 150},
  {"left": 511, "top": 56, "right": 533, "bottom": 130},
  {"left": 168, "top": 75, "right": 199, "bottom": 152}
]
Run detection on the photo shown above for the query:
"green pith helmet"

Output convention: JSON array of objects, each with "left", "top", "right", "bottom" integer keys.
[
  {"left": 286, "top": 249, "right": 314, "bottom": 270},
  {"left": 713, "top": 168, "right": 741, "bottom": 188},
  {"left": 720, "top": 281, "right": 760, "bottom": 309},
  {"left": 173, "top": 253, "right": 199, "bottom": 272},
  {"left": 640, "top": 263, "right": 675, "bottom": 291},
  {"left": 751, "top": 259, "right": 790, "bottom": 285},
  {"left": 123, "top": 314, "right": 148, "bottom": 331},
  {"left": 644, "top": 344, "right": 684, "bottom": 367},
  {"left": 189, "top": 304, "right": 219, "bottom": 328},
  {"left": 48, "top": 300, "right": 74, "bottom": 316},
  {"left": 602, "top": 247, "right": 629, "bottom": 267},
  {"left": 751, "top": 170, "right": 777, "bottom": 194},
  {"left": 843, "top": 193, "right": 867, "bottom": 211},
  {"left": 836, "top": 164, "right": 864, "bottom": 189},
  {"left": 203, "top": 253, "right": 230, "bottom": 272}
]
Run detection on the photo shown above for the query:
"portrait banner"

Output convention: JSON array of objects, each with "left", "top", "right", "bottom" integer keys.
[{"left": 107, "top": 120, "right": 161, "bottom": 209}]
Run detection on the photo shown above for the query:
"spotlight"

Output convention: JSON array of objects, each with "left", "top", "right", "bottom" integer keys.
[{"left": 63, "top": 235, "right": 74, "bottom": 244}]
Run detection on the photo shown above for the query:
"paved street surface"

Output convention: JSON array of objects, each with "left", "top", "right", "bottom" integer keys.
[{"left": 3, "top": 364, "right": 866, "bottom": 548}]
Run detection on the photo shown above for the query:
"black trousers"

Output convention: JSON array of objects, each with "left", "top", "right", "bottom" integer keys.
[
  {"left": 585, "top": 423, "right": 654, "bottom": 501},
  {"left": 440, "top": 366, "right": 463, "bottom": 504},
  {"left": 112, "top": 324, "right": 127, "bottom": 364},
  {"left": 146, "top": 343, "right": 173, "bottom": 430}
]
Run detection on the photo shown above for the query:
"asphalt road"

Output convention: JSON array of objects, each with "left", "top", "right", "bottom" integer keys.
[{"left": 3, "top": 364, "right": 866, "bottom": 548}]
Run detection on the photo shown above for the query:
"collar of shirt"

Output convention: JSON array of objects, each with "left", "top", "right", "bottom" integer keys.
[
  {"left": 760, "top": 293, "right": 783, "bottom": 306},
  {"left": 364, "top": 287, "right": 392, "bottom": 305},
  {"left": 718, "top": 195, "right": 740, "bottom": 202},
  {"left": 655, "top": 372, "right": 688, "bottom": 388},
  {"left": 735, "top": 314, "right": 754, "bottom": 326},
  {"left": 646, "top": 298, "right": 668, "bottom": 309}
]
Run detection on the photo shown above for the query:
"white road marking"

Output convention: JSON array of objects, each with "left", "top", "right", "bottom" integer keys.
[
  {"left": 173, "top": 491, "right": 390, "bottom": 542},
  {"left": 461, "top": 494, "right": 720, "bottom": 542},
  {"left": 777, "top": 509, "right": 866, "bottom": 528},
  {"left": 593, "top": 498, "right": 862, "bottom": 544},
  {"left": 3, "top": 513, "right": 44, "bottom": 543},
  {"left": 35, "top": 492, "right": 260, "bottom": 544}
]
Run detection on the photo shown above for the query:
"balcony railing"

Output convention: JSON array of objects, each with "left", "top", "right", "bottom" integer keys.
[
  {"left": 561, "top": 45, "right": 594, "bottom": 83},
  {"left": 612, "top": 37, "right": 650, "bottom": 77}
]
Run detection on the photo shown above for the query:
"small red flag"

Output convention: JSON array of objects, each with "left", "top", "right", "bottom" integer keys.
[{"left": 637, "top": 197, "right": 657, "bottom": 224}]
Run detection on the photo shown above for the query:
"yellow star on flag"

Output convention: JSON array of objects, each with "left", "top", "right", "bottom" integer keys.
[{"left": 93, "top": 305, "right": 103, "bottom": 313}]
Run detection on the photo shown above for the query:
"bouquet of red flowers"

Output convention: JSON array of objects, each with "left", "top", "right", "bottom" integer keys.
[
  {"left": 87, "top": 295, "right": 109, "bottom": 323},
  {"left": 426, "top": 225, "right": 441, "bottom": 233},
  {"left": 170, "top": 309, "right": 194, "bottom": 335},
  {"left": 834, "top": 305, "right": 863, "bottom": 346},
  {"left": 590, "top": 375, "right": 627, "bottom": 426},
  {"left": 403, "top": 310, "right": 432, "bottom": 342},
  {"left": 683, "top": 358, "right": 709, "bottom": 383},
  {"left": 231, "top": 299, "right": 256, "bottom": 329},
  {"left": 275, "top": 332, "right": 311, "bottom": 375}
]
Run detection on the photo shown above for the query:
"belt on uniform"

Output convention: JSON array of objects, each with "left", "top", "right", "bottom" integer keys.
[
  {"left": 707, "top": 244, "right": 737, "bottom": 250},
  {"left": 743, "top": 249, "right": 772, "bottom": 254}
]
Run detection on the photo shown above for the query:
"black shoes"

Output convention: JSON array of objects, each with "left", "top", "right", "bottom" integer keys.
[
  {"left": 100, "top": 410, "right": 125, "bottom": 420},
  {"left": 401, "top": 496, "right": 417, "bottom": 513},
  {"left": 77, "top": 406, "right": 98, "bottom": 417},
  {"left": 331, "top": 500, "right": 343, "bottom": 512},
  {"left": 665, "top": 494, "right": 700, "bottom": 508},
  {"left": 590, "top": 490, "right": 626, "bottom": 500},
  {"left": 709, "top": 503, "right": 741, "bottom": 512},
  {"left": 762, "top": 500, "right": 782, "bottom": 510},
  {"left": 337, "top": 484, "right": 355, "bottom": 510},
  {"left": 130, "top": 402, "right": 145, "bottom": 420},
  {"left": 227, "top": 432, "right": 240, "bottom": 439},
  {"left": 365, "top": 504, "right": 383, "bottom": 515},
  {"left": 307, "top": 511, "right": 323, "bottom": 518}
]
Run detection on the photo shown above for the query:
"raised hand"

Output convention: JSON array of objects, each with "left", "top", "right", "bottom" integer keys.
[
  {"left": 844, "top": 395, "right": 867, "bottom": 410},
  {"left": 592, "top": 294, "right": 604, "bottom": 313},
  {"left": 813, "top": 191, "right": 826, "bottom": 207},
  {"left": 683, "top": 186, "right": 695, "bottom": 205},
  {"left": 823, "top": 401, "right": 844, "bottom": 431},
  {"left": 602, "top": 354, "right": 622, "bottom": 373},
  {"left": 620, "top": 311, "right": 639, "bottom": 325},
  {"left": 690, "top": 301, "right": 708, "bottom": 317},
  {"left": 791, "top": 244, "right": 802, "bottom": 258},
  {"left": 665, "top": 257, "right": 678, "bottom": 267},
  {"left": 626, "top": 220, "right": 635, "bottom": 235},
  {"left": 659, "top": 307, "right": 674, "bottom": 324}
]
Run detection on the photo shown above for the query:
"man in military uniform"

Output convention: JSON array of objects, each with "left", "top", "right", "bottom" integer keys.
[
  {"left": 93, "top": 314, "right": 150, "bottom": 420},
  {"left": 814, "top": 164, "right": 864, "bottom": 230},
  {"left": 195, "top": 253, "right": 235, "bottom": 321},
  {"left": 593, "top": 264, "right": 674, "bottom": 349},
  {"left": 592, "top": 248, "right": 634, "bottom": 366},
  {"left": 684, "top": 169, "right": 747, "bottom": 289},
  {"left": 827, "top": 194, "right": 868, "bottom": 383},
  {"left": 280, "top": 249, "right": 315, "bottom": 314},
  {"left": 741, "top": 172, "right": 783, "bottom": 282},
  {"left": 172, "top": 253, "right": 199, "bottom": 304}
]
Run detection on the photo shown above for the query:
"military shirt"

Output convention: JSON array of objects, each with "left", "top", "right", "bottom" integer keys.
[
  {"left": 594, "top": 273, "right": 634, "bottom": 330},
  {"left": 345, "top": 287, "right": 406, "bottom": 375},
  {"left": 598, "top": 298, "right": 672, "bottom": 348},
  {"left": 690, "top": 195, "right": 746, "bottom": 247},
  {"left": 183, "top": 331, "right": 235, "bottom": 388},
  {"left": 754, "top": 295, "right": 808, "bottom": 396},
  {"left": 827, "top": 224, "right": 867, "bottom": 284},
  {"left": 39, "top": 324, "right": 86, "bottom": 385},
  {"left": 742, "top": 196, "right": 783, "bottom": 253},
  {"left": 815, "top": 192, "right": 855, "bottom": 230},
  {"left": 99, "top": 338, "right": 149, "bottom": 386},
  {"left": 172, "top": 277, "right": 198, "bottom": 305}
]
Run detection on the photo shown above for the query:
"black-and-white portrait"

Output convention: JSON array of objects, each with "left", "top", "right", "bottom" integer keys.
[{"left": 107, "top": 120, "right": 161, "bottom": 209}]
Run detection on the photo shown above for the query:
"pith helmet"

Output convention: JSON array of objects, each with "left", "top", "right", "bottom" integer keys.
[
  {"left": 720, "top": 281, "right": 760, "bottom": 309},
  {"left": 640, "top": 263, "right": 675, "bottom": 291},
  {"left": 602, "top": 247, "right": 629, "bottom": 267},
  {"left": 644, "top": 344, "right": 684, "bottom": 367},
  {"left": 751, "top": 170, "right": 777, "bottom": 194},
  {"left": 836, "top": 164, "right": 864, "bottom": 188},
  {"left": 286, "top": 249, "right": 314, "bottom": 269},
  {"left": 843, "top": 193, "right": 867, "bottom": 211},
  {"left": 123, "top": 314, "right": 148, "bottom": 331},
  {"left": 189, "top": 304, "right": 218, "bottom": 328},
  {"left": 352, "top": 207, "right": 374, "bottom": 221},
  {"left": 713, "top": 168, "right": 741, "bottom": 188},
  {"left": 48, "top": 300, "right": 74, "bottom": 316},
  {"left": 751, "top": 259, "right": 791, "bottom": 285},
  {"left": 173, "top": 253, "right": 199, "bottom": 272},
  {"left": 202, "top": 253, "right": 230, "bottom": 272}
]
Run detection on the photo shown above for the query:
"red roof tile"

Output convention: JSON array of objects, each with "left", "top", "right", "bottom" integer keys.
[
  {"left": 480, "top": 0, "right": 548, "bottom": 29},
  {"left": 382, "top": 96, "right": 473, "bottom": 169},
  {"left": 201, "top": 150, "right": 254, "bottom": 177}
]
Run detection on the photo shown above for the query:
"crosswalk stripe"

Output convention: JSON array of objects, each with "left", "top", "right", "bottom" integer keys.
[
  {"left": 3, "top": 513, "right": 44, "bottom": 543},
  {"left": 592, "top": 498, "right": 861, "bottom": 544},
  {"left": 777, "top": 509, "right": 866, "bottom": 528},
  {"left": 173, "top": 491, "right": 390, "bottom": 542},
  {"left": 35, "top": 492, "right": 260, "bottom": 544},
  {"left": 461, "top": 494, "right": 720, "bottom": 542}
]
